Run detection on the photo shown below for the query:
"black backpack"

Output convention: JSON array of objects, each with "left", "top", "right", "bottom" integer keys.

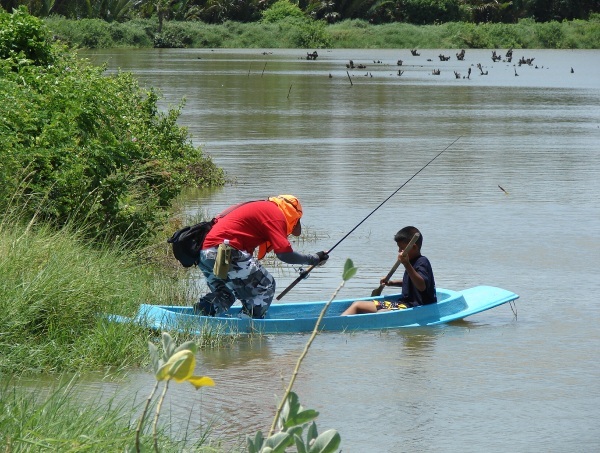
[
  {"left": 167, "top": 219, "right": 216, "bottom": 268},
  {"left": 168, "top": 200, "right": 259, "bottom": 268}
]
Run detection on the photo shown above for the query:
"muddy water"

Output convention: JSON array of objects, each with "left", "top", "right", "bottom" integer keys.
[{"left": 79, "top": 48, "right": 600, "bottom": 452}]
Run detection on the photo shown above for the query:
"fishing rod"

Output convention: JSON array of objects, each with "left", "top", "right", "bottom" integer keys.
[{"left": 276, "top": 135, "right": 462, "bottom": 301}]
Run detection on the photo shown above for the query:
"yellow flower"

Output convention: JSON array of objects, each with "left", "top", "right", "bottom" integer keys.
[{"left": 156, "top": 349, "right": 215, "bottom": 389}]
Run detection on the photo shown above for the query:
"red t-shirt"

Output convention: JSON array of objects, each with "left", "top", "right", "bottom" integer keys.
[{"left": 202, "top": 201, "right": 293, "bottom": 254}]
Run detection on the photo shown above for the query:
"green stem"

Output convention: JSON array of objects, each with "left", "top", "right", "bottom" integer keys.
[
  {"left": 153, "top": 380, "right": 170, "bottom": 453},
  {"left": 268, "top": 280, "right": 346, "bottom": 436},
  {"left": 136, "top": 380, "right": 160, "bottom": 453}
]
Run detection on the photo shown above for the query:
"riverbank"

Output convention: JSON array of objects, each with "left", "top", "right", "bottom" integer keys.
[
  {"left": 0, "top": 210, "right": 240, "bottom": 375},
  {"left": 1, "top": 8, "right": 231, "bottom": 376},
  {"left": 44, "top": 16, "right": 600, "bottom": 50}
]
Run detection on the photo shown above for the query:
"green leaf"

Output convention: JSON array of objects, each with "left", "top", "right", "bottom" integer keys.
[
  {"left": 155, "top": 350, "right": 194, "bottom": 381},
  {"left": 174, "top": 340, "right": 198, "bottom": 355},
  {"left": 287, "top": 391, "right": 300, "bottom": 412},
  {"left": 264, "top": 432, "right": 294, "bottom": 452},
  {"left": 294, "top": 433, "right": 308, "bottom": 453},
  {"left": 286, "top": 426, "right": 303, "bottom": 438},
  {"left": 280, "top": 391, "right": 299, "bottom": 426},
  {"left": 342, "top": 258, "right": 357, "bottom": 281},
  {"left": 168, "top": 350, "right": 195, "bottom": 382},
  {"left": 247, "top": 430, "right": 264, "bottom": 453},
  {"left": 306, "top": 421, "right": 318, "bottom": 443},
  {"left": 309, "top": 429, "right": 341, "bottom": 453},
  {"left": 161, "top": 331, "right": 175, "bottom": 360},
  {"left": 285, "top": 409, "right": 319, "bottom": 428},
  {"left": 148, "top": 341, "right": 159, "bottom": 374}
]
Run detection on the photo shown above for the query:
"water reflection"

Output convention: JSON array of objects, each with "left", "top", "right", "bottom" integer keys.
[
  {"left": 393, "top": 327, "right": 440, "bottom": 356},
  {"left": 200, "top": 336, "right": 274, "bottom": 369}
]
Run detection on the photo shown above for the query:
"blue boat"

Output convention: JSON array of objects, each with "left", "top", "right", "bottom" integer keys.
[{"left": 115, "top": 285, "right": 518, "bottom": 335}]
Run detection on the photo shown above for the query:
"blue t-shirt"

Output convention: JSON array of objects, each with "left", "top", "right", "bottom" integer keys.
[{"left": 401, "top": 255, "right": 437, "bottom": 307}]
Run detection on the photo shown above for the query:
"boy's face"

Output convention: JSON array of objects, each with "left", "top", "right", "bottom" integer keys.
[{"left": 396, "top": 240, "right": 419, "bottom": 259}]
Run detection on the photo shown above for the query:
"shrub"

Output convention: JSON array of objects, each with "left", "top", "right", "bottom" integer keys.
[
  {"left": 273, "top": 17, "right": 332, "bottom": 48},
  {"left": 0, "top": 6, "right": 56, "bottom": 64},
  {"left": 155, "top": 21, "right": 194, "bottom": 48},
  {"left": 76, "top": 18, "right": 114, "bottom": 48},
  {"left": 261, "top": 0, "right": 306, "bottom": 23},
  {"left": 0, "top": 8, "right": 224, "bottom": 246},
  {"left": 534, "top": 20, "right": 566, "bottom": 48}
]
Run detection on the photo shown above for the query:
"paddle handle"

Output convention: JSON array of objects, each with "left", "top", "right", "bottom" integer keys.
[
  {"left": 372, "top": 233, "right": 420, "bottom": 296},
  {"left": 398, "top": 232, "right": 420, "bottom": 261},
  {"left": 384, "top": 232, "right": 420, "bottom": 281}
]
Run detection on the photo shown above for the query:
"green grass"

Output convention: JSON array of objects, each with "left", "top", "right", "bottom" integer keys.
[
  {"left": 0, "top": 208, "right": 233, "bottom": 375},
  {"left": 0, "top": 376, "right": 223, "bottom": 452}
]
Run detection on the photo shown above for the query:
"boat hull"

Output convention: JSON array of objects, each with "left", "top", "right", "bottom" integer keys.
[{"left": 117, "top": 286, "right": 518, "bottom": 335}]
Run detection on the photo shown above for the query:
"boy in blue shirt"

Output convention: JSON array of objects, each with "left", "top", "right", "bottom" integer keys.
[{"left": 342, "top": 226, "right": 436, "bottom": 315}]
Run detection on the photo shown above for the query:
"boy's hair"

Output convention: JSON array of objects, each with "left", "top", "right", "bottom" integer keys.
[{"left": 394, "top": 226, "right": 423, "bottom": 248}]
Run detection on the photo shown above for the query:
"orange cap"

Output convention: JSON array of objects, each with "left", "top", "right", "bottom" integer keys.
[
  {"left": 269, "top": 195, "right": 302, "bottom": 235},
  {"left": 257, "top": 195, "right": 303, "bottom": 259}
]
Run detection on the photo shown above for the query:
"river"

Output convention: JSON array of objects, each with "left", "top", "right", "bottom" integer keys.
[{"left": 81, "top": 48, "right": 600, "bottom": 452}]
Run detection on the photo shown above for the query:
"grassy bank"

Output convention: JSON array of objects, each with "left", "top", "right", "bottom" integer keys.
[
  {"left": 0, "top": 8, "right": 233, "bottom": 375},
  {"left": 44, "top": 15, "right": 600, "bottom": 50},
  {"left": 0, "top": 214, "right": 187, "bottom": 374}
]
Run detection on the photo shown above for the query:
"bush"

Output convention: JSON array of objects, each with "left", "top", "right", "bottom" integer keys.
[
  {"left": 109, "top": 20, "right": 153, "bottom": 47},
  {"left": 0, "top": 6, "right": 56, "bottom": 64},
  {"left": 154, "top": 21, "right": 194, "bottom": 48},
  {"left": 534, "top": 20, "right": 566, "bottom": 48},
  {"left": 42, "top": 14, "right": 600, "bottom": 50},
  {"left": 0, "top": 8, "right": 224, "bottom": 246},
  {"left": 272, "top": 17, "right": 332, "bottom": 48},
  {"left": 261, "top": 0, "right": 306, "bottom": 23},
  {"left": 45, "top": 16, "right": 155, "bottom": 48}
]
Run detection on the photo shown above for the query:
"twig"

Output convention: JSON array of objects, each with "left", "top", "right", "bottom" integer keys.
[
  {"left": 268, "top": 279, "right": 347, "bottom": 436},
  {"left": 346, "top": 71, "right": 353, "bottom": 86},
  {"left": 135, "top": 380, "right": 159, "bottom": 452},
  {"left": 287, "top": 84, "right": 293, "bottom": 99},
  {"left": 153, "top": 380, "right": 170, "bottom": 452},
  {"left": 261, "top": 62, "right": 267, "bottom": 77}
]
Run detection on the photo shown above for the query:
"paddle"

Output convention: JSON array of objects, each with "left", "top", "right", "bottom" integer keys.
[{"left": 371, "top": 232, "right": 420, "bottom": 297}]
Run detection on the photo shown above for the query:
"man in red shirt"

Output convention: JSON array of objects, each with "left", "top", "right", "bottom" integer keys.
[{"left": 195, "top": 195, "right": 328, "bottom": 318}]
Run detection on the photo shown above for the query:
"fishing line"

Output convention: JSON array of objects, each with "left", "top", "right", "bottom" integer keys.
[{"left": 277, "top": 135, "right": 462, "bottom": 300}]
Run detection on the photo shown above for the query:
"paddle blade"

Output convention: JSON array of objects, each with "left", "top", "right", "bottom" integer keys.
[{"left": 371, "top": 285, "right": 384, "bottom": 297}]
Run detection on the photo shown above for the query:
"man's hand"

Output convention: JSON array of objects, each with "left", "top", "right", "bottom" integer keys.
[{"left": 315, "top": 251, "right": 329, "bottom": 265}]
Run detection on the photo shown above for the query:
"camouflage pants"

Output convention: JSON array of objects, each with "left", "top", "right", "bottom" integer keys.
[{"left": 196, "top": 247, "right": 275, "bottom": 318}]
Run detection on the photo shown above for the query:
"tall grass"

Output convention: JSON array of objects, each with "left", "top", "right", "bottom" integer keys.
[
  {"left": 0, "top": 206, "right": 230, "bottom": 375},
  {"left": 0, "top": 376, "right": 221, "bottom": 452},
  {"left": 44, "top": 17, "right": 600, "bottom": 49}
]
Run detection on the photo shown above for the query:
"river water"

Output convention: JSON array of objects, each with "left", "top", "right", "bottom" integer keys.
[{"left": 82, "top": 48, "right": 600, "bottom": 452}]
